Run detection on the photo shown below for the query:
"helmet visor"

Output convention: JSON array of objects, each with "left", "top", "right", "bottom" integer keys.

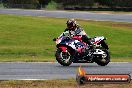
[{"left": 67, "top": 22, "right": 73, "bottom": 29}]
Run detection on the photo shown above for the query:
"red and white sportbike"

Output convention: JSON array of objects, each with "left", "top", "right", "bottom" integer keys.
[{"left": 53, "top": 31, "right": 110, "bottom": 66}]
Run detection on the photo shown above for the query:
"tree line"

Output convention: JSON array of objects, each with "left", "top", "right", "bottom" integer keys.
[{"left": 1, "top": 0, "right": 132, "bottom": 10}]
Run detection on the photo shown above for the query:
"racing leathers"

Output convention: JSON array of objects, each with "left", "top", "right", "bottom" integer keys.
[{"left": 59, "top": 26, "right": 93, "bottom": 48}]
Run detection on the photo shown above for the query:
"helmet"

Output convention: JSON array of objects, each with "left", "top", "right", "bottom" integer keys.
[{"left": 66, "top": 19, "right": 77, "bottom": 30}]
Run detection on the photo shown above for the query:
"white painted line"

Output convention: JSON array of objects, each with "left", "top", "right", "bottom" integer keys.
[
  {"left": 16, "top": 79, "right": 48, "bottom": 80},
  {"left": 110, "top": 62, "right": 130, "bottom": 63},
  {"left": 0, "top": 62, "right": 58, "bottom": 65}
]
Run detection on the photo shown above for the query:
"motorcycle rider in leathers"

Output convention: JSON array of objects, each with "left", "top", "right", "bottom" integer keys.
[{"left": 53, "top": 19, "right": 93, "bottom": 49}]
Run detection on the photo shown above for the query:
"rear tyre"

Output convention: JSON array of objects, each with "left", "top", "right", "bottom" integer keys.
[
  {"left": 55, "top": 48, "right": 73, "bottom": 66},
  {"left": 95, "top": 49, "right": 110, "bottom": 66}
]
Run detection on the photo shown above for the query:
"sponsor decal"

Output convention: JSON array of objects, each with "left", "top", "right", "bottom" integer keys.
[{"left": 76, "top": 66, "right": 131, "bottom": 85}]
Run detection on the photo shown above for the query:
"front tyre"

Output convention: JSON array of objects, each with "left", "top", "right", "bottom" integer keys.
[
  {"left": 55, "top": 48, "right": 73, "bottom": 66},
  {"left": 95, "top": 49, "right": 110, "bottom": 66}
]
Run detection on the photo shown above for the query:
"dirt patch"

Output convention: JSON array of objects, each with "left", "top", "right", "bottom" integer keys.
[
  {"left": 0, "top": 80, "right": 132, "bottom": 88},
  {"left": 112, "top": 23, "right": 132, "bottom": 29}
]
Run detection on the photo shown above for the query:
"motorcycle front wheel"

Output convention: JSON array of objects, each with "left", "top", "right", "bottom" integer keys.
[{"left": 55, "top": 48, "right": 73, "bottom": 66}]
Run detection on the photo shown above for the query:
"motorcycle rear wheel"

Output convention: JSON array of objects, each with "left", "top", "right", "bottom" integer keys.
[
  {"left": 95, "top": 49, "right": 110, "bottom": 66},
  {"left": 55, "top": 48, "right": 73, "bottom": 66}
]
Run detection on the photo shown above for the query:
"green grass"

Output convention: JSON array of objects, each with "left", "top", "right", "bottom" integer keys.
[
  {"left": 0, "top": 14, "right": 132, "bottom": 62},
  {"left": 0, "top": 80, "right": 132, "bottom": 88}
]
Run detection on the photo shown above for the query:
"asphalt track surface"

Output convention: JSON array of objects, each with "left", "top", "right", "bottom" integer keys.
[
  {"left": 0, "top": 9, "right": 132, "bottom": 80},
  {"left": 0, "top": 9, "right": 132, "bottom": 23},
  {"left": 0, "top": 62, "right": 132, "bottom": 80}
]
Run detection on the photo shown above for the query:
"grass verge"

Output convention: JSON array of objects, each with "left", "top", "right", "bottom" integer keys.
[
  {"left": 0, "top": 79, "right": 132, "bottom": 88},
  {"left": 0, "top": 14, "right": 132, "bottom": 62},
  {"left": 89, "top": 11, "right": 132, "bottom": 14},
  {"left": 66, "top": 10, "right": 132, "bottom": 14}
]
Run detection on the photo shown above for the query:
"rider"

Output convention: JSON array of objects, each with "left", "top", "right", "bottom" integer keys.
[{"left": 54, "top": 19, "right": 93, "bottom": 49}]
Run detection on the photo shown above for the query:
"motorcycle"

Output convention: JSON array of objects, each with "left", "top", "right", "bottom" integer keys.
[{"left": 53, "top": 31, "right": 110, "bottom": 66}]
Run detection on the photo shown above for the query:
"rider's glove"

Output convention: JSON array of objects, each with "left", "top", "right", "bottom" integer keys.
[{"left": 53, "top": 38, "right": 56, "bottom": 41}]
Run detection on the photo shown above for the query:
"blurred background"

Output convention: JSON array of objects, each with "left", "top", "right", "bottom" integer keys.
[{"left": 0, "top": 0, "right": 132, "bottom": 11}]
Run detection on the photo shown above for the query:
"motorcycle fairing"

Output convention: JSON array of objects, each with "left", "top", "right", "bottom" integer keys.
[
  {"left": 91, "top": 36, "right": 105, "bottom": 45},
  {"left": 57, "top": 37, "right": 87, "bottom": 53}
]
